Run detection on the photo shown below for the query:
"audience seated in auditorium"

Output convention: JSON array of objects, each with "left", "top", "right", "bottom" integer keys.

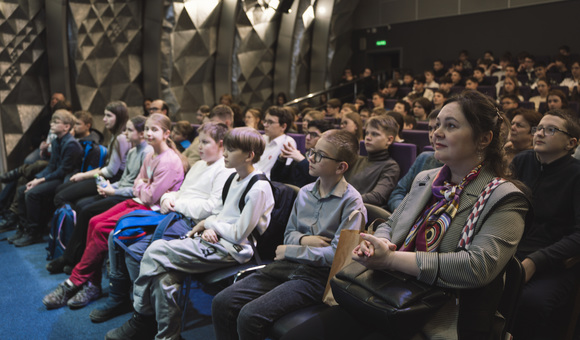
[
  {"left": 42, "top": 114, "right": 186, "bottom": 310},
  {"left": 340, "top": 112, "right": 364, "bottom": 141},
  {"left": 432, "top": 59, "right": 446, "bottom": 78},
  {"left": 412, "top": 97, "right": 432, "bottom": 121},
  {"left": 8, "top": 110, "right": 83, "bottom": 247},
  {"left": 500, "top": 94, "right": 520, "bottom": 113},
  {"left": 393, "top": 99, "right": 411, "bottom": 117},
  {"left": 46, "top": 116, "right": 151, "bottom": 276},
  {"left": 450, "top": 70, "right": 465, "bottom": 87},
  {"left": 354, "top": 94, "right": 367, "bottom": 111},
  {"left": 371, "top": 92, "right": 385, "bottom": 109},
  {"left": 325, "top": 98, "right": 341, "bottom": 119},
  {"left": 211, "top": 129, "right": 367, "bottom": 340},
  {"left": 560, "top": 60, "right": 580, "bottom": 94},
  {"left": 498, "top": 75, "right": 524, "bottom": 102},
  {"left": 345, "top": 115, "right": 400, "bottom": 207},
  {"left": 529, "top": 77, "right": 550, "bottom": 111},
  {"left": 465, "top": 76, "right": 479, "bottom": 91},
  {"left": 438, "top": 76, "right": 453, "bottom": 96},
  {"left": 503, "top": 108, "right": 542, "bottom": 165},
  {"left": 301, "top": 109, "right": 324, "bottom": 130},
  {"left": 244, "top": 107, "right": 263, "bottom": 130},
  {"left": 147, "top": 99, "right": 169, "bottom": 117},
  {"left": 105, "top": 127, "right": 276, "bottom": 340},
  {"left": 195, "top": 105, "right": 210, "bottom": 124},
  {"left": 491, "top": 55, "right": 511, "bottom": 80},
  {"left": 254, "top": 106, "right": 296, "bottom": 179},
  {"left": 403, "top": 115, "right": 417, "bottom": 130},
  {"left": 271, "top": 119, "right": 333, "bottom": 188},
  {"left": 182, "top": 105, "right": 234, "bottom": 166},
  {"left": 424, "top": 69, "right": 439, "bottom": 88},
  {"left": 387, "top": 111, "right": 405, "bottom": 143},
  {"left": 359, "top": 107, "right": 370, "bottom": 122},
  {"left": 547, "top": 55, "right": 571, "bottom": 80},
  {"left": 511, "top": 109, "right": 580, "bottom": 340},
  {"left": 547, "top": 89, "right": 569, "bottom": 112},
  {"left": 432, "top": 89, "right": 448, "bottom": 111},
  {"left": 401, "top": 72, "right": 414, "bottom": 88},
  {"left": 495, "top": 64, "right": 521, "bottom": 97},
  {"left": 405, "top": 74, "right": 434, "bottom": 101},
  {"left": 90, "top": 122, "right": 233, "bottom": 324},
  {"left": 518, "top": 53, "right": 536, "bottom": 85},
  {"left": 171, "top": 120, "right": 193, "bottom": 152},
  {"left": 387, "top": 110, "right": 442, "bottom": 212}
]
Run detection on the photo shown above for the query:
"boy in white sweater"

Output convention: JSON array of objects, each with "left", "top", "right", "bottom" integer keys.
[{"left": 106, "top": 127, "right": 275, "bottom": 340}]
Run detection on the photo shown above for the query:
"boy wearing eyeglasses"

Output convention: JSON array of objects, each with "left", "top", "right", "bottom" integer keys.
[
  {"left": 212, "top": 129, "right": 367, "bottom": 339},
  {"left": 510, "top": 109, "right": 580, "bottom": 339},
  {"left": 254, "top": 106, "right": 296, "bottom": 179},
  {"left": 271, "top": 119, "right": 333, "bottom": 187}
]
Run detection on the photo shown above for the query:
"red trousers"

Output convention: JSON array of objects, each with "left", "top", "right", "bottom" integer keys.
[{"left": 69, "top": 199, "right": 150, "bottom": 287}]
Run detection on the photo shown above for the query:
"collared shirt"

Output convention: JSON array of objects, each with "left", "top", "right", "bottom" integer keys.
[
  {"left": 283, "top": 177, "right": 367, "bottom": 267},
  {"left": 255, "top": 134, "right": 296, "bottom": 179}
]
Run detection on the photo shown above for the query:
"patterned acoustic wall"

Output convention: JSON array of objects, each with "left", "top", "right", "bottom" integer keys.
[
  {"left": 164, "top": 0, "right": 222, "bottom": 120},
  {"left": 290, "top": 0, "right": 316, "bottom": 99},
  {"left": 68, "top": 0, "right": 144, "bottom": 117},
  {"left": 232, "top": 1, "right": 280, "bottom": 110},
  {"left": 0, "top": 0, "right": 50, "bottom": 169}
]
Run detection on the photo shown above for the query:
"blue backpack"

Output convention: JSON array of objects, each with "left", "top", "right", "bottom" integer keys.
[
  {"left": 80, "top": 140, "right": 107, "bottom": 172},
  {"left": 46, "top": 204, "right": 76, "bottom": 260},
  {"left": 112, "top": 210, "right": 187, "bottom": 260}
]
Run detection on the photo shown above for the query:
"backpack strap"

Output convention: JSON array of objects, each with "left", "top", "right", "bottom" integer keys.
[
  {"left": 98, "top": 145, "right": 108, "bottom": 167},
  {"left": 150, "top": 212, "right": 191, "bottom": 243},
  {"left": 222, "top": 173, "right": 237, "bottom": 206}
]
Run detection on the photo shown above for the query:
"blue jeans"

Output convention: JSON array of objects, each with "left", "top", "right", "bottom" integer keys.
[{"left": 212, "top": 260, "right": 329, "bottom": 340}]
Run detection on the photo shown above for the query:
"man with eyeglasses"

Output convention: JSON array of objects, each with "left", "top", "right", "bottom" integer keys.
[
  {"left": 510, "top": 109, "right": 580, "bottom": 339},
  {"left": 254, "top": 106, "right": 296, "bottom": 179},
  {"left": 148, "top": 99, "right": 169, "bottom": 117},
  {"left": 271, "top": 120, "right": 333, "bottom": 187}
]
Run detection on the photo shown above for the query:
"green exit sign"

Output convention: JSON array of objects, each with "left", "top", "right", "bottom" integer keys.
[{"left": 376, "top": 40, "right": 387, "bottom": 46}]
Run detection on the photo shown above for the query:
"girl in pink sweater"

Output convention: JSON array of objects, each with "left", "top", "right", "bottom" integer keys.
[{"left": 43, "top": 114, "right": 187, "bottom": 310}]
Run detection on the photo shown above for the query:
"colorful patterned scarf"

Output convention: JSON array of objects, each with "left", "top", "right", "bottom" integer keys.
[{"left": 401, "top": 163, "right": 483, "bottom": 252}]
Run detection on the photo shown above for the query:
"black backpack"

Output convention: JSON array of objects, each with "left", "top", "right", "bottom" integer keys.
[{"left": 222, "top": 173, "right": 297, "bottom": 261}]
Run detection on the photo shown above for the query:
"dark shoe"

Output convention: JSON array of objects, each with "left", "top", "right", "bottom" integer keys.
[
  {"left": 105, "top": 312, "right": 157, "bottom": 340},
  {"left": 63, "top": 265, "right": 73, "bottom": 275},
  {"left": 7, "top": 228, "right": 25, "bottom": 244},
  {"left": 90, "top": 298, "right": 133, "bottom": 323},
  {"left": 0, "top": 212, "right": 17, "bottom": 233},
  {"left": 43, "top": 281, "right": 80, "bottom": 309},
  {"left": 0, "top": 167, "right": 22, "bottom": 183},
  {"left": 46, "top": 257, "right": 66, "bottom": 274},
  {"left": 13, "top": 231, "right": 43, "bottom": 247},
  {"left": 67, "top": 282, "right": 102, "bottom": 309}
]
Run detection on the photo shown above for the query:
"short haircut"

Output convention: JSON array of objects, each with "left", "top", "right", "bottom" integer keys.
[
  {"left": 372, "top": 107, "right": 387, "bottom": 116},
  {"left": 342, "top": 103, "right": 357, "bottom": 113},
  {"left": 512, "top": 108, "right": 542, "bottom": 131},
  {"left": 428, "top": 109, "right": 440, "bottom": 120},
  {"left": 265, "top": 106, "right": 293, "bottom": 133},
  {"left": 130, "top": 115, "right": 147, "bottom": 133},
  {"left": 198, "top": 122, "right": 229, "bottom": 143},
  {"left": 223, "top": 127, "right": 265, "bottom": 163},
  {"left": 466, "top": 76, "right": 478, "bottom": 84},
  {"left": 209, "top": 104, "right": 234, "bottom": 123},
  {"left": 172, "top": 120, "right": 194, "bottom": 139},
  {"left": 403, "top": 115, "right": 417, "bottom": 129},
  {"left": 320, "top": 129, "right": 359, "bottom": 168},
  {"left": 545, "top": 109, "right": 580, "bottom": 141},
  {"left": 304, "top": 110, "right": 324, "bottom": 121},
  {"left": 199, "top": 105, "right": 211, "bottom": 114},
  {"left": 414, "top": 74, "right": 426, "bottom": 84},
  {"left": 52, "top": 110, "right": 77, "bottom": 132},
  {"left": 385, "top": 79, "right": 399, "bottom": 88},
  {"left": 434, "top": 89, "right": 449, "bottom": 98},
  {"left": 501, "top": 94, "right": 521, "bottom": 103},
  {"left": 396, "top": 100, "right": 411, "bottom": 114},
  {"left": 547, "top": 89, "right": 569, "bottom": 108},
  {"left": 368, "top": 114, "right": 399, "bottom": 137},
  {"left": 74, "top": 111, "right": 93, "bottom": 127},
  {"left": 413, "top": 97, "right": 433, "bottom": 113},
  {"left": 327, "top": 98, "right": 341, "bottom": 109},
  {"left": 439, "top": 76, "right": 453, "bottom": 84},
  {"left": 474, "top": 67, "right": 485, "bottom": 74},
  {"left": 307, "top": 119, "right": 333, "bottom": 133}
]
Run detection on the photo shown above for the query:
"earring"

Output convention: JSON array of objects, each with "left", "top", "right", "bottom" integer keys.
[{"left": 477, "top": 149, "right": 484, "bottom": 163}]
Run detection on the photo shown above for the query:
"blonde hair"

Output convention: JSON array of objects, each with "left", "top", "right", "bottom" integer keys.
[
  {"left": 320, "top": 129, "right": 359, "bottom": 168},
  {"left": 365, "top": 115, "right": 399, "bottom": 137},
  {"left": 223, "top": 127, "right": 265, "bottom": 163},
  {"left": 52, "top": 110, "right": 77, "bottom": 133},
  {"left": 146, "top": 113, "right": 190, "bottom": 173}
]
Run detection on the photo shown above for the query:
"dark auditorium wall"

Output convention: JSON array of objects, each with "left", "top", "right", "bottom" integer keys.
[{"left": 351, "top": 1, "right": 580, "bottom": 75}]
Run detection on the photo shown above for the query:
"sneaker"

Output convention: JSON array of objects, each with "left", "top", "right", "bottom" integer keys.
[
  {"left": 46, "top": 257, "right": 66, "bottom": 274},
  {"left": 0, "top": 213, "right": 17, "bottom": 233},
  {"left": 43, "top": 281, "right": 80, "bottom": 309},
  {"left": 105, "top": 312, "right": 157, "bottom": 340},
  {"left": 7, "top": 228, "right": 25, "bottom": 244},
  {"left": 67, "top": 282, "right": 102, "bottom": 309},
  {"left": 13, "top": 231, "right": 43, "bottom": 247},
  {"left": 90, "top": 299, "right": 133, "bottom": 323}
]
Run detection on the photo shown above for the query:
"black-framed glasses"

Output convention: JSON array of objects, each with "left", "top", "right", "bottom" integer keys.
[
  {"left": 305, "top": 131, "right": 320, "bottom": 139},
  {"left": 263, "top": 119, "right": 279, "bottom": 125},
  {"left": 532, "top": 125, "right": 574, "bottom": 137},
  {"left": 306, "top": 149, "right": 343, "bottom": 163}
]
